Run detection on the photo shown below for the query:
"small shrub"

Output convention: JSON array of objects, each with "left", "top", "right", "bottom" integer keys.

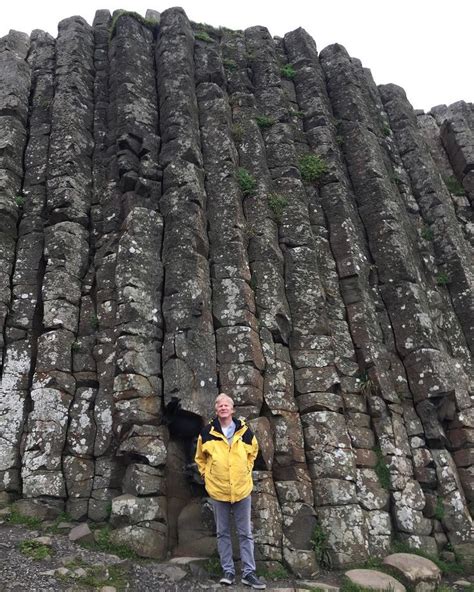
[
  {"left": 280, "top": 64, "right": 296, "bottom": 79},
  {"left": 299, "top": 154, "right": 328, "bottom": 183},
  {"left": 444, "top": 175, "right": 465, "bottom": 196},
  {"left": 237, "top": 168, "right": 257, "bottom": 196},
  {"left": 231, "top": 123, "right": 244, "bottom": 143},
  {"left": 434, "top": 496, "right": 445, "bottom": 521},
  {"left": 19, "top": 539, "right": 51, "bottom": 560},
  {"left": 195, "top": 30, "right": 213, "bottom": 43},
  {"left": 7, "top": 509, "right": 42, "bottom": 529},
  {"left": 382, "top": 124, "right": 391, "bottom": 136},
  {"left": 421, "top": 226, "right": 434, "bottom": 240},
  {"left": 267, "top": 193, "right": 288, "bottom": 223},
  {"left": 15, "top": 195, "right": 25, "bottom": 207},
  {"left": 71, "top": 341, "right": 80, "bottom": 353},
  {"left": 374, "top": 446, "right": 391, "bottom": 490},
  {"left": 357, "top": 371, "right": 376, "bottom": 396},
  {"left": 255, "top": 115, "right": 275, "bottom": 129},
  {"left": 436, "top": 272, "right": 450, "bottom": 286},
  {"left": 223, "top": 58, "right": 237, "bottom": 71},
  {"left": 204, "top": 553, "right": 221, "bottom": 576},
  {"left": 311, "top": 523, "right": 332, "bottom": 569}
]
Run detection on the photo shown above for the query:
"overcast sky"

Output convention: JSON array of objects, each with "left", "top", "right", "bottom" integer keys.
[{"left": 1, "top": 0, "right": 472, "bottom": 112}]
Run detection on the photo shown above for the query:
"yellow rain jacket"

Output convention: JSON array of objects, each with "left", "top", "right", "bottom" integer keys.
[{"left": 195, "top": 417, "right": 258, "bottom": 503}]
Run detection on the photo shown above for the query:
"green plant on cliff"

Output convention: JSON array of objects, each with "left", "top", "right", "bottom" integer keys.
[
  {"left": 195, "top": 30, "right": 213, "bottom": 43},
  {"left": 109, "top": 10, "right": 159, "bottom": 41},
  {"left": 223, "top": 58, "right": 237, "bottom": 71},
  {"left": 421, "top": 226, "right": 434, "bottom": 241},
  {"left": 391, "top": 540, "right": 464, "bottom": 575},
  {"left": 299, "top": 154, "right": 328, "bottom": 183},
  {"left": 237, "top": 168, "right": 257, "bottom": 196},
  {"left": 436, "top": 272, "right": 450, "bottom": 286},
  {"left": 14, "top": 195, "right": 25, "bottom": 207},
  {"left": 6, "top": 508, "right": 42, "bottom": 529},
  {"left": 434, "top": 496, "right": 445, "bottom": 521},
  {"left": 357, "top": 371, "right": 376, "bottom": 396},
  {"left": 374, "top": 445, "right": 391, "bottom": 490},
  {"left": 255, "top": 115, "right": 276, "bottom": 129},
  {"left": 382, "top": 124, "right": 391, "bottom": 136},
  {"left": 267, "top": 193, "right": 288, "bottom": 223},
  {"left": 311, "top": 523, "right": 332, "bottom": 569},
  {"left": 280, "top": 63, "right": 296, "bottom": 79},
  {"left": 443, "top": 175, "right": 465, "bottom": 196},
  {"left": 231, "top": 123, "right": 244, "bottom": 143}
]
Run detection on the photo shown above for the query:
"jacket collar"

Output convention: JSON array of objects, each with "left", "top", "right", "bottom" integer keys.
[{"left": 210, "top": 416, "right": 244, "bottom": 435}]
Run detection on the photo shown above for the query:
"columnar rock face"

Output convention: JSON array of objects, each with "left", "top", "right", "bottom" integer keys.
[{"left": 0, "top": 8, "right": 472, "bottom": 568}]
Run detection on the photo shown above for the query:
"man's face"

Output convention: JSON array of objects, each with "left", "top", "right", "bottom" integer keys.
[{"left": 215, "top": 397, "right": 233, "bottom": 421}]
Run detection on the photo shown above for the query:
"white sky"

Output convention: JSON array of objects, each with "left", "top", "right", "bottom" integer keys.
[{"left": 1, "top": 1, "right": 473, "bottom": 112}]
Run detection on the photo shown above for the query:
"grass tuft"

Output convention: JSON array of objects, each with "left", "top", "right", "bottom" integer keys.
[
  {"left": 237, "top": 168, "right": 257, "bottom": 196},
  {"left": 299, "top": 154, "right": 328, "bottom": 183}
]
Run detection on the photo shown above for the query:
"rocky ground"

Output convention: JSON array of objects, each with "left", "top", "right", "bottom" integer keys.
[{"left": 1, "top": 517, "right": 473, "bottom": 592}]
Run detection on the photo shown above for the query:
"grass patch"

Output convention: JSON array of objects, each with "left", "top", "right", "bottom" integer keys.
[
  {"left": 7, "top": 508, "right": 42, "bottom": 529},
  {"left": 357, "top": 371, "right": 376, "bottom": 396},
  {"left": 257, "top": 562, "right": 288, "bottom": 580},
  {"left": 195, "top": 30, "right": 213, "bottom": 43},
  {"left": 374, "top": 446, "right": 391, "bottom": 490},
  {"left": 299, "top": 154, "right": 328, "bottom": 183},
  {"left": 436, "top": 272, "right": 450, "bottom": 286},
  {"left": 267, "top": 193, "right": 288, "bottom": 223},
  {"left": 256, "top": 115, "right": 276, "bottom": 129},
  {"left": 382, "top": 124, "right": 391, "bottom": 137},
  {"left": 237, "top": 168, "right": 257, "bottom": 196},
  {"left": 80, "top": 526, "right": 138, "bottom": 560},
  {"left": 280, "top": 64, "right": 296, "bottom": 79},
  {"left": 47, "top": 511, "right": 72, "bottom": 534},
  {"left": 434, "top": 496, "right": 445, "bottom": 521},
  {"left": 289, "top": 109, "right": 304, "bottom": 118},
  {"left": 311, "top": 523, "right": 332, "bottom": 569},
  {"left": 223, "top": 58, "right": 237, "bottom": 71},
  {"left": 58, "top": 563, "right": 128, "bottom": 590},
  {"left": 19, "top": 539, "right": 52, "bottom": 560},
  {"left": 421, "top": 226, "right": 434, "bottom": 240},
  {"left": 444, "top": 175, "right": 465, "bottom": 196},
  {"left": 203, "top": 553, "right": 221, "bottom": 576},
  {"left": 109, "top": 10, "right": 158, "bottom": 40},
  {"left": 391, "top": 540, "right": 465, "bottom": 575},
  {"left": 15, "top": 195, "right": 25, "bottom": 207}
]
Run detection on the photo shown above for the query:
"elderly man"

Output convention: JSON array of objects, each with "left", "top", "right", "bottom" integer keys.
[{"left": 195, "top": 393, "right": 265, "bottom": 589}]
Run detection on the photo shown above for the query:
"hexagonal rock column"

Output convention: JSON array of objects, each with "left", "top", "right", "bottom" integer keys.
[{"left": 383, "top": 553, "right": 441, "bottom": 592}]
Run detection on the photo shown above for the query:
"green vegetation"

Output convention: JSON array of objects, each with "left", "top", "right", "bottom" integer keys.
[
  {"left": 340, "top": 577, "right": 375, "bottom": 592},
  {"left": 391, "top": 540, "right": 464, "bottom": 575},
  {"left": 47, "top": 511, "right": 73, "bottom": 534},
  {"left": 255, "top": 115, "right": 276, "bottom": 129},
  {"left": 280, "top": 64, "right": 296, "bottom": 79},
  {"left": 357, "top": 371, "right": 376, "bottom": 396},
  {"left": 237, "top": 168, "right": 257, "bottom": 196},
  {"left": 109, "top": 10, "right": 159, "bottom": 40},
  {"left": 299, "top": 154, "right": 328, "bottom": 183},
  {"left": 421, "top": 226, "right": 434, "bottom": 241},
  {"left": 7, "top": 508, "right": 42, "bottom": 529},
  {"left": 257, "top": 562, "right": 288, "bottom": 580},
  {"left": 444, "top": 175, "right": 465, "bottom": 196},
  {"left": 434, "top": 496, "right": 445, "bottom": 521},
  {"left": 203, "top": 553, "right": 221, "bottom": 576},
  {"left": 436, "top": 272, "right": 450, "bottom": 286},
  {"left": 289, "top": 109, "right": 304, "bottom": 118},
  {"left": 58, "top": 563, "right": 128, "bottom": 590},
  {"left": 382, "top": 124, "right": 391, "bottom": 137},
  {"left": 231, "top": 123, "right": 244, "bottom": 143},
  {"left": 223, "top": 58, "right": 237, "bottom": 71},
  {"left": 374, "top": 446, "right": 391, "bottom": 490},
  {"left": 311, "top": 523, "right": 332, "bottom": 569},
  {"left": 71, "top": 341, "right": 81, "bottom": 353},
  {"left": 267, "top": 193, "right": 288, "bottom": 223},
  {"left": 80, "top": 526, "right": 138, "bottom": 560},
  {"left": 90, "top": 314, "right": 99, "bottom": 329},
  {"left": 19, "top": 539, "right": 52, "bottom": 560},
  {"left": 15, "top": 195, "right": 25, "bottom": 207},
  {"left": 195, "top": 30, "right": 213, "bottom": 43}
]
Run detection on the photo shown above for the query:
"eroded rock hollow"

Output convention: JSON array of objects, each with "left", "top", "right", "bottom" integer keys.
[{"left": 0, "top": 7, "right": 472, "bottom": 570}]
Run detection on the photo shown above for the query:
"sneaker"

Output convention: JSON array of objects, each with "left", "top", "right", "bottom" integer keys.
[
  {"left": 241, "top": 572, "right": 266, "bottom": 589},
  {"left": 219, "top": 572, "right": 235, "bottom": 585}
]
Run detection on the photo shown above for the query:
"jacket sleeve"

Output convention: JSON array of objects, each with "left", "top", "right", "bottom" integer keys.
[
  {"left": 247, "top": 432, "right": 259, "bottom": 471},
  {"left": 194, "top": 433, "right": 207, "bottom": 477}
]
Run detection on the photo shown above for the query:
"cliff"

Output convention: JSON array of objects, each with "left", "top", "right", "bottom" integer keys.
[{"left": 0, "top": 7, "right": 472, "bottom": 571}]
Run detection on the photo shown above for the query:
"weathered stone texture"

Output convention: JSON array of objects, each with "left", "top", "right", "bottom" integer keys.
[{"left": 0, "top": 8, "right": 473, "bottom": 570}]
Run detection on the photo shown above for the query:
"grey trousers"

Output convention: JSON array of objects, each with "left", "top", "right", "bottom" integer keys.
[{"left": 211, "top": 495, "right": 256, "bottom": 577}]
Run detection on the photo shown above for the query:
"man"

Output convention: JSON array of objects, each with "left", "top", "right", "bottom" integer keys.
[{"left": 195, "top": 393, "right": 266, "bottom": 589}]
